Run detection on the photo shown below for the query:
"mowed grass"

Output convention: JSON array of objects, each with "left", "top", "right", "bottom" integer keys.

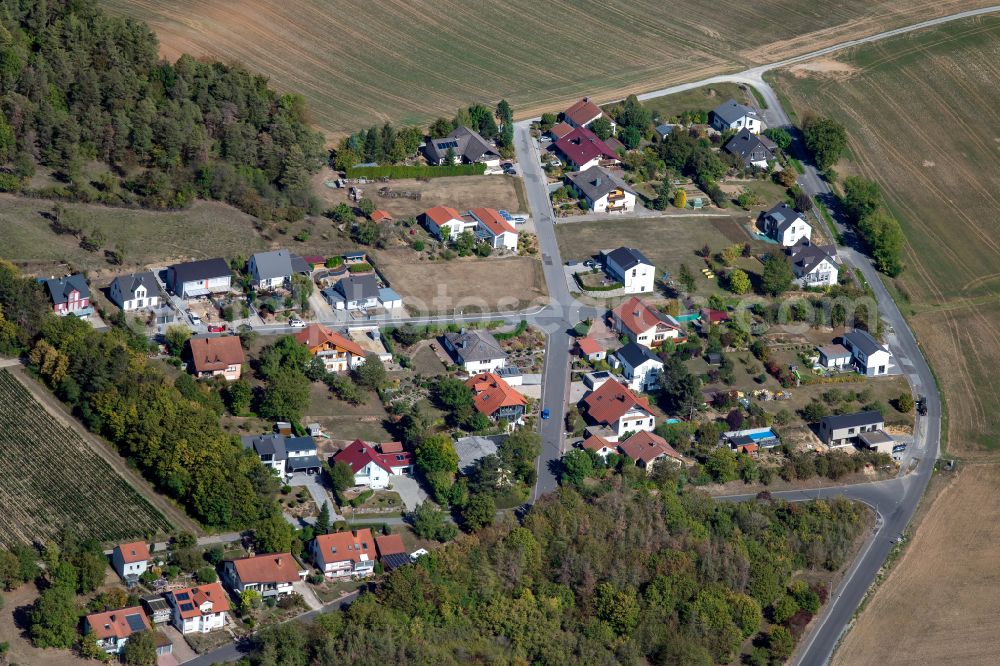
[
  {"left": 0, "top": 370, "right": 171, "bottom": 547},
  {"left": 638, "top": 82, "right": 748, "bottom": 121},
  {"left": 0, "top": 193, "right": 267, "bottom": 274},
  {"left": 102, "top": 0, "right": 994, "bottom": 136},
  {"left": 769, "top": 16, "right": 1000, "bottom": 455}
]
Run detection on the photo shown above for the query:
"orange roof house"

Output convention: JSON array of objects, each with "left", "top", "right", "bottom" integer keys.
[
  {"left": 581, "top": 432, "right": 617, "bottom": 457},
  {"left": 375, "top": 533, "right": 409, "bottom": 571},
  {"left": 563, "top": 97, "right": 611, "bottom": 129},
  {"left": 465, "top": 372, "right": 527, "bottom": 422},
  {"left": 581, "top": 378, "right": 655, "bottom": 439},
  {"left": 311, "top": 529, "right": 377, "bottom": 578},
  {"left": 470, "top": 207, "right": 516, "bottom": 235},
  {"left": 576, "top": 336, "right": 606, "bottom": 360},
  {"left": 612, "top": 296, "right": 685, "bottom": 348},
  {"left": 223, "top": 553, "right": 305, "bottom": 597},
  {"left": 423, "top": 205, "right": 472, "bottom": 239},
  {"left": 295, "top": 323, "right": 366, "bottom": 372},
  {"left": 166, "top": 582, "right": 230, "bottom": 633},
  {"left": 371, "top": 210, "right": 393, "bottom": 223},
  {"left": 189, "top": 335, "right": 245, "bottom": 381},
  {"left": 618, "top": 431, "right": 683, "bottom": 470},
  {"left": 85, "top": 606, "right": 150, "bottom": 653}
]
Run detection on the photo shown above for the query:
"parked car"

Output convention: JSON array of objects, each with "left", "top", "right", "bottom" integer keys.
[
  {"left": 541, "top": 408, "right": 550, "bottom": 420},
  {"left": 289, "top": 318, "right": 306, "bottom": 328},
  {"left": 207, "top": 324, "right": 226, "bottom": 333},
  {"left": 583, "top": 259, "right": 596, "bottom": 268},
  {"left": 187, "top": 311, "right": 202, "bottom": 326},
  {"left": 512, "top": 215, "right": 527, "bottom": 223}
]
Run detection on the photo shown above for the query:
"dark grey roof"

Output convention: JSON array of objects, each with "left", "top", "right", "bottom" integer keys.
[
  {"left": 110, "top": 271, "right": 160, "bottom": 302},
  {"left": 615, "top": 342, "right": 661, "bottom": 369},
  {"left": 723, "top": 128, "right": 777, "bottom": 166},
  {"left": 141, "top": 595, "right": 170, "bottom": 612},
  {"left": 605, "top": 247, "right": 653, "bottom": 271},
  {"left": 454, "top": 435, "right": 500, "bottom": 473},
  {"left": 168, "top": 258, "right": 230, "bottom": 284},
  {"left": 250, "top": 249, "right": 294, "bottom": 280},
  {"left": 790, "top": 241, "right": 838, "bottom": 276},
  {"left": 285, "top": 436, "right": 316, "bottom": 454},
  {"left": 335, "top": 274, "right": 379, "bottom": 302},
  {"left": 654, "top": 123, "right": 674, "bottom": 137},
  {"left": 290, "top": 254, "right": 311, "bottom": 275},
  {"left": 764, "top": 202, "right": 805, "bottom": 235},
  {"left": 286, "top": 455, "right": 322, "bottom": 472},
  {"left": 444, "top": 329, "right": 507, "bottom": 363},
  {"left": 424, "top": 126, "right": 499, "bottom": 164},
  {"left": 243, "top": 434, "right": 287, "bottom": 461},
  {"left": 844, "top": 329, "right": 886, "bottom": 356},
  {"left": 820, "top": 410, "right": 884, "bottom": 430},
  {"left": 565, "top": 166, "right": 635, "bottom": 202},
  {"left": 381, "top": 552, "right": 411, "bottom": 571},
  {"left": 43, "top": 274, "right": 89, "bottom": 304},
  {"left": 711, "top": 99, "right": 758, "bottom": 125},
  {"left": 125, "top": 613, "right": 146, "bottom": 633}
]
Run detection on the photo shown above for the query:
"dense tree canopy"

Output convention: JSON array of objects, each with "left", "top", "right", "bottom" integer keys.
[{"left": 0, "top": 0, "right": 325, "bottom": 219}]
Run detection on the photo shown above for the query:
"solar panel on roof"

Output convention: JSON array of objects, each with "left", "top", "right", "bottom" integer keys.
[
  {"left": 125, "top": 614, "right": 145, "bottom": 632},
  {"left": 180, "top": 603, "right": 195, "bottom": 612},
  {"left": 175, "top": 592, "right": 189, "bottom": 600}
]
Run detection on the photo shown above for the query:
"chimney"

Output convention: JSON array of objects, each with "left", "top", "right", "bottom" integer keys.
[
  {"left": 594, "top": 177, "right": 602, "bottom": 187},
  {"left": 583, "top": 97, "right": 589, "bottom": 103}
]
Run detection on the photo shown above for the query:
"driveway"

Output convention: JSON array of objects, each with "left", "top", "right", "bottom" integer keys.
[
  {"left": 390, "top": 474, "right": 426, "bottom": 511},
  {"left": 286, "top": 472, "right": 340, "bottom": 518},
  {"left": 293, "top": 581, "right": 323, "bottom": 611},
  {"left": 161, "top": 625, "right": 197, "bottom": 664}
]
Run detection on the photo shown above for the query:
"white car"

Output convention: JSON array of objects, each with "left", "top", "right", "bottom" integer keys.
[
  {"left": 188, "top": 312, "right": 202, "bottom": 326},
  {"left": 289, "top": 318, "right": 306, "bottom": 328}
]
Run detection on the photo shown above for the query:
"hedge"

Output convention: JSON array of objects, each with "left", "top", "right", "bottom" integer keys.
[
  {"left": 494, "top": 320, "right": 528, "bottom": 341},
  {"left": 347, "top": 263, "right": 373, "bottom": 273},
  {"left": 574, "top": 273, "right": 623, "bottom": 292},
  {"left": 346, "top": 164, "right": 486, "bottom": 179}
]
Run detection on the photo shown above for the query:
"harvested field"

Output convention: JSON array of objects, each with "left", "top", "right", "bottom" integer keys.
[
  {"left": 376, "top": 251, "right": 547, "bottom": 314},
  {"left": 0, "top": 193, "right": 267, "bottom": 275},
  {"left": 102, "top": 0, "right": 994, "bottom": 136},
  {"left": 769, "top": 16, "right": 1000, "bottom": 455},
  {"left": 0, "top": 369, "right": 173, "bottom": 547},
  {"left": 833, "top": 464, "right": 1000, "bottom": 665},
  {"left": 313, "top": 169, "right": 528, "bottom": 218}
]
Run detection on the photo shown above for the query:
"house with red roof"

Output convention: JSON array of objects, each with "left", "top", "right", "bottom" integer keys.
[
  {"left": 111, "top": 541, "right": 150, "bottom": 582},
  {"left": 332, "top": 439, "right": 413, "bottom": 489},
  {"left": 562, "top": 97, "right": 616, "bottom": 133},
  {"left": 581, "top": 432, "right": 617, "bottom": 458},
  {"left": 423, "top": 205, "right": 475, "bottom": 240},
  {"left": 465, "top": 372, "right": 527, "bottom": 423},
  {"left": 371, "top": 210, "right": 393, "bottom": 223},
  {"left": 468, "top": 207, "right": 518, "bottom": 252},
  {"left": 165, "top": 582, "right": 229, "bottom": 634},
  {"left": 295, "top": 323, "right": 367, "bottom": 373},
  {"left": 618, "top": 431, "right": 683, "bottom": 471},
  {"left": 612, "top": 296, "right": 685, "bottom": 349},
  {"left": 375, "top": 534, "right": 410, "bottom": 571},
  {"left": 222, "top": 553, "right": 307, "bottom": 599},
  {"left": 311, "top": 529, "right": 376, "bottom": 578},
  {"left": 576, "top": 336, "right": 606, "bottom": 362},
  {"left": 548, "top": 121, "right": 575, "bottom": 141},
  {"left": 84, "top": 606, "right": 150, "bottom": 655},
  {"left": 580, "top": 378, "right": 655, "bottom": 441},
  {"left": 553, "top": 126, "right": 620, "bottom": 171},
  {"left": 189, "top": 335, "right": 245, "bottom": 381}
]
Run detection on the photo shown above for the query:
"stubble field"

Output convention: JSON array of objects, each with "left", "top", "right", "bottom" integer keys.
[
  {"left": 102, "top": 0, "right": 994, "bottom": 136},
  {"left": 833, "top": 463, "right": 1000, "bottom": 665},
  {"left": 769, "top": 15, "right": 1000, "bottom": 456}
]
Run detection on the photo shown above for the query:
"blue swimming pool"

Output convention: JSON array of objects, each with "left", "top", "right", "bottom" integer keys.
[{"left": 747, "top": 429, "right": 778, "bottom": 441}]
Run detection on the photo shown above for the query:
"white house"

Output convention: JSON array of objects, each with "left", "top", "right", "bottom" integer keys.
[
  {"left": 311, "top": 529, "right": 377, "bottom": 578},
  {"left": 222, "top": 553, "right": 306, "bottom": 599},
  {"left": 761, "top": 202, "right": 811, "bottom": 246},
  {"left": 242, "top": 433, "right": 322, "bottom": 477},
  {"left": 323, "top": 274, "right": 380, "bottom": 311},
  {"left": 423, "top": 126, "right": 501, "bottom": 167},
  {"left": 553, "top": 126, "right": 620, "bottom": 171},
  {"left": 843, "top": 329, "right": 893, "bottom": 376},
  {"left": 817, "top": 344, "right": 852, "bottom": 370},
  {"left": 109, "top": 272, "right": 161, "bottom": 311},
  {"left": 111, "top": 541, "right": 150, "bottom": 583},
  {"left": 581, "top": 433, "right": 618, "bottom": 458},
  {"left": 166, "top": 258, "right": 232, "bottom": 298},
  {"left": 819, "top": 411, "right": 885, "bottom": 448},
  {"left": 165, "top": 583, "right": 229, "bottom": 634},
  {"left": 611, "top": 342, "right": 664, "bottom": 393},
  {"left": 603, "top": 247, "right": 655, "bottom": 294},
  {"left": 562, "top": 97, "right": 616, "bottom": 133},
  {"left": 710, "top": 99, "right": 762, "bottom": 134},
  {"left": 581, "top": 378, "right": 656, "bottom": 441},
  {"left": 332, "top": 439, "right": 414, "bottom": 490},
  {"left": 611, "top": 296, "right": 685, "bottom": 349},
  {"left": 442, "top": 329, "right": 508, "bottom": 374},
  {"left": 468, "top": 207, "right": 518, "bottom": 252},
  {"left": 723, "top": 129, "right": 777, "bottom": 168},
  {"left": 248, "top": 249, "right": 297, "bottom": 290},
  {"left": 84, "top": 607, "right": 150, "bottom": 656},
  {"left": 565, "top": 166, "right": 637, "bottom": 214},
  {"left": 790, "top": 241, "right": 840, "bottom": 287},
  {"left": 423, "top": 205, "right": 476, "bottom": 240}
]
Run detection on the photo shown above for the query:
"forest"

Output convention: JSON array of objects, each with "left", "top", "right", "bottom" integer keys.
[
  {"left": 0, "top": 0, "right": 325, "bottom": 219},
  {"left": 244, "top": 471, "right": 868, "bottom": 665}
]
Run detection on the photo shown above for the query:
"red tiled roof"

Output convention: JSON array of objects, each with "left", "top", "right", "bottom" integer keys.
[
  {"left": 379, "top": 441, "right": 404, "bottom": 454},
  {"left": 613, "top": 297, "right": 680, "bottom": 337},
  {"left": 465, "top": 372, "right": 527, "bottom": 416},
  {"left": 375, "top": 534, "right": 406, "bottom": 558},
  {"left": 314, "top": 529, "right": 375, "bottom": 564},
  {"left": 230, "top": 553, "right": 300, "bottom": 585},
  {"left": 618, "top": 431, "right": 681, "bottom": 464},
  {"left": 470, "top": 207, "right": 516, "bottom": 235},
  {"left": 563, "top": 98, "right": 605, "bottom": 126},
  {"left": 582, "top": 378, "right": 652, "bottom": 425},
  {"left": 371, "top": 210, "right": 393, "bottom": 222},
  {"left": 424, "top": 205, "right": 463, "bottom": 228},
  {"left": 582, "top": 433, "right": 613, "bottom": 452},
  {"left": 295, "top": 323, "right": 366, "bottom": 358},
  {"left": 704, "top": 308, "right": 730, "bottom": 324},
  {"left": 170, "top": 583, "right": 230, "bottom": 620},
  {"left": 576, "top": 336, "right": 603, "bottom": 356},
  {"left": 302, "top": 255, "right": 326, "bottom": 266},
  {"left": 190, "top": 336, "right": 245, "bottom": 373},
  {"left": 548, "top": 121, "right": 574, "bottom": 139},
  {"left": 553, "top": 126, "right": 618, "bottom": 167},
  {"left": 333, "top": 439, "right": 412, "bottom": 475},
  {"left": 86, "top": 606, "right": 150, "bottom": 640},
  {"left": 115, "top": 541, "right": 150, "bottom": 564}
]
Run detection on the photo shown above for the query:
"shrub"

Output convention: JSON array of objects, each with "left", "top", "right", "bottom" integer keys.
[{"left": 346, "top": 164, "right": 485, "bottom": 179}]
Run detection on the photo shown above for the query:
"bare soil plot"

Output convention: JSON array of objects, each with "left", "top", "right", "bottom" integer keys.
[
  {"left": 305, "top": 382, "right": 394, "bottom": 443},
  {"left": 375, "top": 250, "right": 547, "bottom": 314},
  {"left": 0, "top": 584, "right": 92, "bottom": 666},
  {"left": 769, "top": 16, "right": 1000, "bottom": 455},
  {"left": 833, "top": 463, "right": 1000, "bottom": 665},
  {"left": 102, "top": 0, "right": 994, "bottom": 136}
]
